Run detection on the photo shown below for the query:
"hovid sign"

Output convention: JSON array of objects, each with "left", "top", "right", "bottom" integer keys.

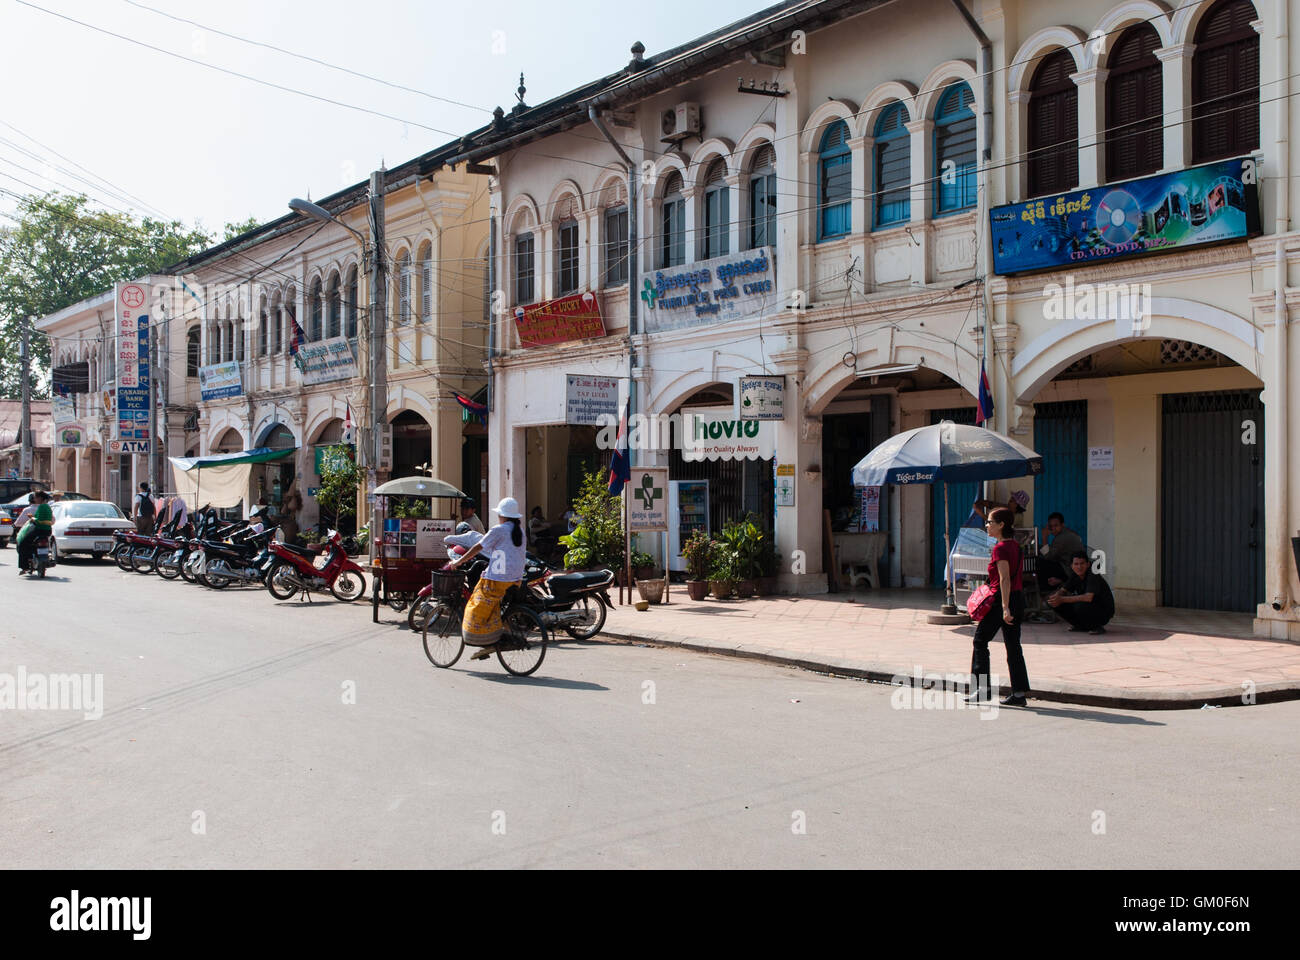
[
  {"left": 989, "top": 156, "right": 1261, "bottom": 275},
  {"left": 514, "top": 291, "right": 604, "bottom": 347},
  {"left": 681, "top": 406, "right": 776, "bottom": 462},
  {"left": 199, "top": 361, "right": 243, "bottom": 401},
  {"left": 114, "top": 281, "right": 150, "bottom": 451},
  {"left": 294, "top": 337, "right": 358, "bottom": 385},
  {"left": 627, "top": 467, "right": 669, "bottom": 533}
]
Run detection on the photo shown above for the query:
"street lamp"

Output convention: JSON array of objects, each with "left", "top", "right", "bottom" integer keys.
[{"left": 288, "top": 198, "right": 368, "bottom": 250}]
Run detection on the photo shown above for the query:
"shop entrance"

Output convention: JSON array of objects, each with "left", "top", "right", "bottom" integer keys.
[
  {"left": 1162, "top": 390, "right": 1264, "bottom": 612},
  {"left": 1034, "top": 400, "right": 1088, "bottom": 547},
  {"left": 390, "top": 410, "right": 431, "bottom": 479}
]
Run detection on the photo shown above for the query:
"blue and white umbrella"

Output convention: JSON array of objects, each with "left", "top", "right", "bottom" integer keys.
[{"left": 850, "top": 422, "right": 1044, "bottom": 614}]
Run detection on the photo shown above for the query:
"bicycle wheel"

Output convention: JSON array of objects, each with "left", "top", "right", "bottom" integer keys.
[
  {"left": 563, "top": 594, "right": 608, "bottom": 640},
  {"left": 156, "top": 549, "right": 181, "bottom": 580},
  {"left": 265, "top": 561, "right": 299, "bottom": 600},
  {"left": 497, "top": 606, "right": 548, "bottom": 676},
  {"left": 329, "top": 570, "right": 366, "bottom": 602},
  {"left": 130, "top": 545, "right": 156, "bottom": 574},
  {"left": 422, "top": 603, "right": 464, "bottom": 668}
]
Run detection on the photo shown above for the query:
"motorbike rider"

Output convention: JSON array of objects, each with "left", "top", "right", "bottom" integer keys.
[
  {"left": 442, "top": 522, "right": 475, "bottom": 560},
  {"left": 16, "top": 490, "right": 54, "bottom": 575},
  {"left": 445, "top": 497, "right": 526, "bottom": 660}
]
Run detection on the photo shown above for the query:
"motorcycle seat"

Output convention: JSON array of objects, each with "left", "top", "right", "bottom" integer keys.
[
  {"left": 279, "top": 542, "right": 323, "bottom": 558},
  {"left": 547, "top": 570, "right": 612, "bottom": 595}
]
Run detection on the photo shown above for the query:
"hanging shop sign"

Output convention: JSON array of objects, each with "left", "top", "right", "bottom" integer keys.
[
  {"left": 738, "top": 375, "right": 785, "bottom": 421},
  {"left": 114, "top": 281, "right": 150, "bottom": 451},
  {"left": 56, "top": 422, "right": 88, "bottom": 448},
  {"left": 514, "top": 291, "right": 605, "bottom": 347},
  {"left": 295, "top": 337, "right": 358, "bottom": 385},
  {"left": 198, "top": 360, "right": 243, "bottom": 401},
  {"left": 641, "top": 247, "right": 775, "bottom": 334},
  {"left": 680, "top": 406, "right": 776, "bottom": 462},
  {"left": 628, "top": 467, "right": 669, "bottom": 533},
  {"left": 989, "top": 157, "right": 1261, "bottom": 275},
  {"left": 565, "top": 374, "right": 621, "bottom": 426},
  {"left": 51, "top": 396, "right": 76, "bottom": 425}
]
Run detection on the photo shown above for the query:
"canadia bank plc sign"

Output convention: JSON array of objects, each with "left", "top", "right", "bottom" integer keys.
[{"left": 641, "top": 247, "right": 775, "bottom": 333}]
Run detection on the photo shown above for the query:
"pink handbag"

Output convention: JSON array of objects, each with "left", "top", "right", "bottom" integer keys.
[{"left": 966, "top": 582, "right": 998, "bottom": 621}]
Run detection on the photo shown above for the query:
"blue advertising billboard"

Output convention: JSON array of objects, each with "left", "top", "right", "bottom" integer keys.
[{"left": 989, "top": 157, "right": 1261, "bottom": 275}]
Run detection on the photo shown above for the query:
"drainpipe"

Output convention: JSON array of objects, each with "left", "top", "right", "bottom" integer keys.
[
  {"left": 589, "top": 105, "right": 639, "bottom": 447},
  {"left": 1271, "top": 1, "right": 1291, "bottom": 618}
]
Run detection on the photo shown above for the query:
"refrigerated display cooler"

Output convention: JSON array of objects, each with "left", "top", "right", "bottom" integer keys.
[{"left": 667, "top": 480, "right": 709, "bottom": 572}]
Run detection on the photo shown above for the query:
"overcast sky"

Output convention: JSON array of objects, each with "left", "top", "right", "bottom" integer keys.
[{"left": 1, "top": 0, "right": 761, "bottom": 236}]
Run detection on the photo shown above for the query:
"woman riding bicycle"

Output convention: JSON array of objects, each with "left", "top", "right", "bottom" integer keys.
[{"left": 445, "top": 497, "right": 527, "bottom": 661}]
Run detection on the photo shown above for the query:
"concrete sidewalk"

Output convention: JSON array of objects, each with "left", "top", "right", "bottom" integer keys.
[{"left": 600, "top": 588, "right": 1300, "bottom": 709}]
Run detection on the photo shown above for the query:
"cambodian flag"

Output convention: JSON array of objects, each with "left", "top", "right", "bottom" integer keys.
[
  {"left": 608, "top": 404, "right": 631, "bottom": 496},
  {"left": 976, "top": 360, "right": 994, "bottom": 426}
]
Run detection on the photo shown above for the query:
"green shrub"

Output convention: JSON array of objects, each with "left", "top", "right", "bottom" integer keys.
[{"left": 558, "top": 466, "right": 625, "bottom": 570}]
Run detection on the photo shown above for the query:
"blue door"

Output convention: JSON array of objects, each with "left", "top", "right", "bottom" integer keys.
[
  {"left": 1033, "top": 400, "right": 1088, "bottom": 547},
  {"left": 930, "top": 407, "right": 978, "bottom": 586}
]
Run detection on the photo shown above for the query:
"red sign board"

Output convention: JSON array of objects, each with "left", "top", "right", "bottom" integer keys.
[{"left": 514, "top": 291, "right": 605, "bottom": 347}]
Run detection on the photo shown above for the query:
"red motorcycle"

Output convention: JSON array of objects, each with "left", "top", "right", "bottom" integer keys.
[{"left": 264, "top": 529, "right": 367, "bottom": 602}]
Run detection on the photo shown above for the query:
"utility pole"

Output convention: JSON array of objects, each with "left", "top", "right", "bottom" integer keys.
[
  {"left": 368, "top": 168, "right": 388, "bottom": 478},
  {"left": 20, "top": 315, "right": 33, "bottom": 478}
]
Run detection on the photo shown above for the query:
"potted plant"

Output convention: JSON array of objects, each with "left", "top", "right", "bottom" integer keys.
[
  {"left": 720, "top": 516, "right": 764, "bottom": 599},
  {"left": 681, "top": 529, "right": 712, "bottom": 601},
  {"left": 636, "top": 573, "right": 665, "bottom": 604},
  {"left": 709, "top": 543, "right": 737, "bottom": 600},
  {"left": 630, "top": 542, "right": 657, "bottom": 583},
  {"left": 558, "top": 467, "right": 625, "bottom": 573}
]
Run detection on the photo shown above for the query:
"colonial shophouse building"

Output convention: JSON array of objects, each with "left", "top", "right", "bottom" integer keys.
[
  {"left": 37, "top": 142, "right": 490, "bottom": 531},
  {"left": 457, "top": 0, "right": 1300, "bottom": 637}
]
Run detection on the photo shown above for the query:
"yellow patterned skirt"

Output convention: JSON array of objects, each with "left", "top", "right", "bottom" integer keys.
[{"left": 462, "top": 577, "right": 513, "bottom": 646}]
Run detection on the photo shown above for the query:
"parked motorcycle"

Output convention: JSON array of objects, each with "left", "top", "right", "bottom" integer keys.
[
  {"left": 199, "top": 527, "right": 276, "bottom": 589},
  {"left": 263, "top": 529, "right": 367, "bottom": 602}
]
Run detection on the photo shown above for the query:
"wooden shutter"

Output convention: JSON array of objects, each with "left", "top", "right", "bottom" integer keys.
[
  {"left": 1028, "top": 49, "right": 1079, "bottom": 196},
  {"left": 1193, "top": 0, "right": 1260, "bottom": 162}
]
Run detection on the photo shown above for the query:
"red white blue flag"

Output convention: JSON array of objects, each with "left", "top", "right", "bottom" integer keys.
[{"left": 977, "top": 360, "right": 994, "bottom": 426}]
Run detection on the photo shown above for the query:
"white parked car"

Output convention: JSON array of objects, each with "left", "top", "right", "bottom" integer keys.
[{"left": 50, "top": 500, "right": 135, "bottom": 561}]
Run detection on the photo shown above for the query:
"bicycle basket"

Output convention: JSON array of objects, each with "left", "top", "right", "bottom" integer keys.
[{"left": 430, "top": 568, "right": 466, "bottom": 598}]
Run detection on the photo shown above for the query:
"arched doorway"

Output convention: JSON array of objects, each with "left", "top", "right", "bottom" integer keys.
[
  {"left": 390, "top": 410, "right": 431, "bottom": 478},
  {"left": 254, "top": 422, "right": 297, "bottom": 514},
  {"left": 213, "top": 428, "right": 243, "bottom": 453}
]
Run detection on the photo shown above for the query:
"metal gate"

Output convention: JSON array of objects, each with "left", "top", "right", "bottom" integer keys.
[
  {"left": 1034, "top": 400, "right": 1088, "bottom": 547},
  {"left": 1161, "top": 390, "right": 1264, "bottom": 612},
  {"left": 930, "top": 407, "right": 977, "bottom": 586}
]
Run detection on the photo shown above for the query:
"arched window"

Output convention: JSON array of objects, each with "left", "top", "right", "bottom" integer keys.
[
  {"left": 1028, "top": 48, "right": 1079, "bottom": 197},
  {"left": 271, "top": 293, "right": 283, "bottom": 354},
  {"left": 326, "top": 272, "right": 341, "bottom": 339},
  {"left": 934, "top": 83, "right": 977, "bottom": 214},
  {"left": 1193, "top": 0, "right": 1259, "bottom": 162},
  {"left": 702, "top": 158, "right": 729, "bottom": 258},
  {"left": 258, "top": 299, "right": 268, "bottom": 357},
  {"left": 515, "top": 233, "right": 535, "bottom": 304},
  {"left": 874, "top": 102, "right": 911, "bottom": 228},
  {"left": 660, "top": 171, "right": 686, "bottom": 267},
  {"left": 396, "top": 251, "right": 412, "bottom": 324},
  {"left": 818, "top": 120, "right": 851, "bottom": 240},
  {"left": 345, "top": 266, "right": 359, "bottom": 339},
  {"left": 557, "top": 218, "right": 579, "bottom": 294},
  {"left": 187, "top": 327, "right": 200, "bottom": 378},
  {"left": 749, "top": 143, "right": 776, "bottom": 249},
  {"left": 308, "top": 278, "right": 323, "bottom": 341},
  {"left": 1106, "top": 24, "right": 1163, "bottom": 180},
  {"left": 233, "top": 317, "right": 244, "bottom": 363},
  {"left": 418, "top": 242, "right": 433, "bottom": 323}
]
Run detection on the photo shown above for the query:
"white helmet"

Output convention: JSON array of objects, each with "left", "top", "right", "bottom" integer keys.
[{"left": 494, "top": 496, "right": 523, "bottom": 519}]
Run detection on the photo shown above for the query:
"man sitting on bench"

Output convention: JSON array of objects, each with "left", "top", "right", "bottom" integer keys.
[{"left": 1047, "top": 550, "right": 1115, "bottom": 634}]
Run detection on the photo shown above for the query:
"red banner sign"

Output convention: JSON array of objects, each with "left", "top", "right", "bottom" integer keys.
[{"left": 514, "top": 291, "right": 605, "bottom": 347}]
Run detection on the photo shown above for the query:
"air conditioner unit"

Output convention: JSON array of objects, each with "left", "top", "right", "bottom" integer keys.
[{"left": 661, "top": 101, "right": 701, "bottom": 142}]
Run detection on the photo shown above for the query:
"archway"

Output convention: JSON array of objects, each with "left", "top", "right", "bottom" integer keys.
[{"left": 390, "top": 409, "right": 431, "bottom": 479}]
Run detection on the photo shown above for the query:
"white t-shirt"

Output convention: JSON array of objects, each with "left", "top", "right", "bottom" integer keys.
[
  {"left": 476, "top": 521, "right": 526, "bottom": 583},
  {"left": 464, "top": 513, "right": 485, "bottom": 534}
]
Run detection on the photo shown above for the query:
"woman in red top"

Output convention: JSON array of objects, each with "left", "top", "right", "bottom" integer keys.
[{"left": 969, "top": 507, "right": 1031, "bottom": 706}]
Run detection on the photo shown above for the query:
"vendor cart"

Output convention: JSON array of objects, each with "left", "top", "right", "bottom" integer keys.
[{"left": 369, "top": 476, "right": 469, "bottom": 623}]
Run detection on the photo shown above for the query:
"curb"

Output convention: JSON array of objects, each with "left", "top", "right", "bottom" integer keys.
[{"left": 600, "top": 629, "right": 1300, "bottom": 711}]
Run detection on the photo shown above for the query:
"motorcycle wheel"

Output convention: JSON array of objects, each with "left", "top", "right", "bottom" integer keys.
[
  {"left": 38, "top": 563, "right": 47, "bottom": 578},
  {"left": 266, "top": 562, "right": 299, "bottom": 600},
  {"left": 180, "top": 552, "right": 201, "bottom": 584},
  {"left": 497, "top": 606, "right": 548, "bottom": 677},
  {"left": 203, "top": 570, "right": 232, "bottom": 589},
  {"left": 156, "top": 550, "right": 181, "bottom": 580},
  {"left": 130, "top": 545, "right": 156, "bottom": 574},
  {"left": 330, "top": 570, "right": 366, "bottom": 602},
  {"left": 115, "top": 544, "right": 133, "bottom": 571},
  {"left": 422, "top": 603, "right": 464, "bottom": 668},
  {"left": 563, "top": 594, "right": 609, "bottom": 640},
  {"left": 408, "top": 598, "right": 436, "bottom": 632}
]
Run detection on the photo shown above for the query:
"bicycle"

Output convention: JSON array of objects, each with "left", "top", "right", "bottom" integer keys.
[{"left": 421, "top": 565, "right": 551, "bottom": 677}]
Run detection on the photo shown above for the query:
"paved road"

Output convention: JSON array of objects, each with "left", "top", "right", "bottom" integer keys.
[{"left": 2, "top": 553, "right": 1298, "bottom": 868}]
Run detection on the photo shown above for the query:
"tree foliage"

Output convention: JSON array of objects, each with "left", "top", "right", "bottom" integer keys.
[
  {"left": 0, "top": 191, "right": 240, "bottom": 398},
  {"left": 316, "top": 445, "right": 358, "bottom": 533}
]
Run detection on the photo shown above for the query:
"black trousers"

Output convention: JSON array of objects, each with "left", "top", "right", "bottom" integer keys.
[
  {"left": 971, "top": 590, "right": 1030, "bottom": 694},
  {"left": 1037, "top": 558, "right": 1068, "bottom": 593},
  {"left": 1058, "top": 601, "right": 1113, "bottom": 631},
  {"left": 16, "top": 532, "right": 44, "bottom": 570}
]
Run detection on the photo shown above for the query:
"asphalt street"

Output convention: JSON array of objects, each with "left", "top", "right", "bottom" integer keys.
[{"left": 2, "top": 551, "right": 1298, "bottom": 869}]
